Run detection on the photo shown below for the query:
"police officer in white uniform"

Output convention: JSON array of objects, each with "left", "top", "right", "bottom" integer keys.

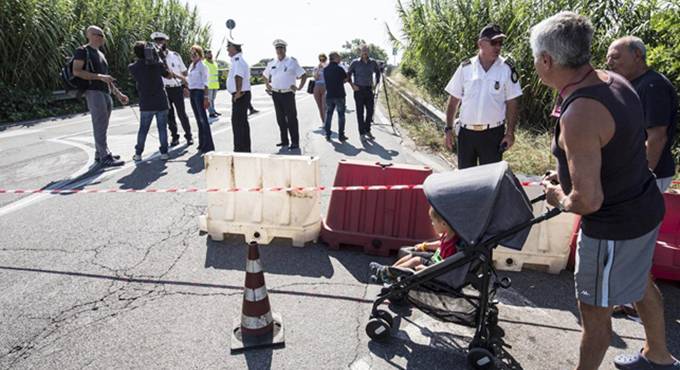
[
  {"left": 444, "top": 24, "right": 522, "bottom": 169},
  {"left": 263, "top": 39, "right": 308, "bottom": 150},
  {"left": 226, "top": 38, "right": 252, "bottom": 152},
  {"left": 151, "top": 31, "right": 193, "bottom": 146}
]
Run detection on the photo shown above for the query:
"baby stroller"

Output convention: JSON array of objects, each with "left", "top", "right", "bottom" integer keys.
[{"left": 365, "top": 161, "right": 561, "bottom": 369}]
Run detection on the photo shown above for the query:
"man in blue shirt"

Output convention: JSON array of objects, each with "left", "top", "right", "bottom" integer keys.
[{"left": 323, "top": 52, "right": 348, "bottom": 142}]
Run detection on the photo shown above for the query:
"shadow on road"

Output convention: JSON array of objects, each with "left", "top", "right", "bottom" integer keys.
[
  {"left": 204, "top": 235, "right": 335, "bottom": 279},
  {"left": 117, "top": 158, "right": 167, "bottom": 190},
  {"left": 186, "top": 151, "right": 204, "bottom": 174}
]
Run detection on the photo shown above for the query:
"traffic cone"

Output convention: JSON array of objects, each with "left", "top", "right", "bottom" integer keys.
[{"left": 230, "top": 241, "right": 285, "bottom": 352}]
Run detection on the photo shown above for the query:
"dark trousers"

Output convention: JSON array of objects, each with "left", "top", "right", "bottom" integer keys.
[
  {"left": 272, "top": 91, "right": 299, "bottom": 146},
  {"left": 189, "top": 89, "right": 215, "bottom": 152},
  {"left": 353, "top": 86, "right": 374, "bottom": 135},
  {"left": 457, "top": 125, "right": 505, "bottom": 169},
  {"left": 232, "top": 91, "right": 252, "bottom": 152},
  {"left": 166, "top": 86, "right": 192, "bottom": 141},
  {"left": 324, "top": 96, "right": 346, "bottom": 136}
]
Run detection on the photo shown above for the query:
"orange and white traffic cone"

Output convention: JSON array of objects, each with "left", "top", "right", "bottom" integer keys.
[{"left": 230, "top": 241, "right": 285, "bottom": 352}]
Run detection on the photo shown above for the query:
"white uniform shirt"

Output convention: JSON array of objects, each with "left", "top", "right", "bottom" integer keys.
[
  {"left": 444, "top": 55, "right": 522, "bottom": 125},
  {"left": 187, "top": 60, "right": 208, "bottom": 90},
  {"left": 162, "top": 50, "right": 187, "bottom": 88},
  {"left": 227, "top": 53, "right": 251, "bottom": 93},
  {"left": 263, "top": 56, "right": 305, "bottom": 90}
]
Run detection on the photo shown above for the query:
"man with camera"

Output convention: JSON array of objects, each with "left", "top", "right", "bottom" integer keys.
[
  {"left": 73, "top": 25, "right": 128, "bottom": 167},
  {"left": 128, "top": 41, "right": 181, "bottom": 161},
  {"left": 151, "top": 32, "right": 193, "bottom": 147}
]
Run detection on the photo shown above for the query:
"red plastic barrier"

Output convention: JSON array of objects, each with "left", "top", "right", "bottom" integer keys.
[
  {"left": 567, "top": 193, "right": 680, "bottom": 281},
  {"left": 320, "top": 159, "right": 437, "bottom": 256}
]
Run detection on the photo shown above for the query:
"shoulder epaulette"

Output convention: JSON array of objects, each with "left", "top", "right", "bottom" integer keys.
[
  {"left": 291, "top": 57, "right": 297, "bottom": 61},
  {"left": 461, "top": 58, "right": 472, "bottom": 67},
  {"left": 504, "top": 57, "right": 519, "bottom": 83}
]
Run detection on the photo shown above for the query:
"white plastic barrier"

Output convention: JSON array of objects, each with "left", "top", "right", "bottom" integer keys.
[
  {"left": 493, "top": 185, "right": 576, "bottom": 274},
  {"left": 198, "top": 153, "right": 321, "bottom": 247}
]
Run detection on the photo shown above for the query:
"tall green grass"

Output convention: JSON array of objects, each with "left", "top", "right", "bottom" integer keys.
[{"left": 0, "top": 0, "right": 211, "bottom": 122}]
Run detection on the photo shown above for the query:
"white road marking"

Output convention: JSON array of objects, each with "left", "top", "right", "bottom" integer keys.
[{"left": 0, "top": 128, "right": 44, "bottom": 140}]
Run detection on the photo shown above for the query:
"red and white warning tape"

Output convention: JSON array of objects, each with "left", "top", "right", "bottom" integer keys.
[{"left": 1, "top": 181, "right": 677, "bottom": 195}]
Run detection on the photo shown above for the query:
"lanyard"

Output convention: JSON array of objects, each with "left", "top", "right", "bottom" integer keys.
[{"left": 550, "top": 68, "right": 595, "bottom": 118}]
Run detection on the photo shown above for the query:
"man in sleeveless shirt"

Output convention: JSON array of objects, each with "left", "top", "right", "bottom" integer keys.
[{"left": 531, "top": 12, "right": 678, "bottom": 370}]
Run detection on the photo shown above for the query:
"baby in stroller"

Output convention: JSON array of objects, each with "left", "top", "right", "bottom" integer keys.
[{"left": 369, "top": 206, "right": 460, "bottom": 284}]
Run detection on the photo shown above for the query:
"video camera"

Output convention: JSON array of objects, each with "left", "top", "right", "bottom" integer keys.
[{"left": 143, "top": 42, "right": 166, "bottom": 66}]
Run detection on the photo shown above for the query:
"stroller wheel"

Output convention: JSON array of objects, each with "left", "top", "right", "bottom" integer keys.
[
  {"left": 467, "top": 347, "right": 497, "bottom": 370},
  {"left": 373, "top": 309, "right": 394, "bottom": 327},
  {"left": 365, "top": 318, "right": 391, "bottom": 342}
]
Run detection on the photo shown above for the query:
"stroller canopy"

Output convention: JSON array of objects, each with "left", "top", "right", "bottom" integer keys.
[{"left": 423, "top": 161, "right": 533, "bottom": 250}]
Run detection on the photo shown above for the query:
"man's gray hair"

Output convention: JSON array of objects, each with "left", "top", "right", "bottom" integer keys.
[
  {"left": 618, "top": 35, "right": 647, "bottom": 61},
  {"left": 529, "top": 11, "right": 594, "bottom": 68},
  {"left": 86, "top": 25, "right": 104, "bottom": 36}
]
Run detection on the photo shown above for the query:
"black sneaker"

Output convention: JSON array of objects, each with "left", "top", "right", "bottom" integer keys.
[
  {"left": 215, "top": 112, "right": 222, "bottom": 116},
  {"left": 249, "top": 109, "right": 259, "bottom": 115},
  {"left": 186, "top": 138, "right": 194, "bottom": 146},
  {"left": 339, "top": 135, "right": 348, "bottom": 142},
  {"left": 325, "top": 134, "right": 331, "bottom": 142},
  {"left": 100, "top": 155, "right": 124, "bottom": 167},
  {"left": 276, "top": 142, "right": 289, "bottom": 147},
  {"left": 366, "top": 132, "right": 376, "bottom": 140},
  {"left": 170, "top": 139, "right": 180, "bottom": 147},
  {"left": 289, "top": 144, "right": 300, "bottom": 150},
  {"left": 95, "top": 154, "right": 120, "bottom": 163},
  {"left": 209, "top": 113, "right": 218, "bottom": 118}
]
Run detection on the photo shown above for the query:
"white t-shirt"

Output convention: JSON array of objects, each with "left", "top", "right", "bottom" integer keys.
[
  {"left": 444, "top": 55, "right": 522, "bottom": 125},
  {"left": 187, "top": 60, "right": 208, "bottom": 90},
  {"left": 263, "top": 56, "right": 306, "bottom": 90},
  {"left": 227, "top": 53, "right": 251, "bottom": 93},
  {"left": 162, "top": 50, "right": 187, "bottom": 88}
]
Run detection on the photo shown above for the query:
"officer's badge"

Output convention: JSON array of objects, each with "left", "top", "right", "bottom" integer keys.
[{"left": 494, "top": 81, "right": 500, "bottom": 90}]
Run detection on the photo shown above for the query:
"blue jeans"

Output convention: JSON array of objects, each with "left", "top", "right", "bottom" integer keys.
[
  {"left": 189, "top": 89, "right": 215, "bottom": 152},
  {"left": 135, "top": 110, "right": 168, "bottom": 155},
  {"left": 324, "top": 96, "right": 346, "bottom": 136}
]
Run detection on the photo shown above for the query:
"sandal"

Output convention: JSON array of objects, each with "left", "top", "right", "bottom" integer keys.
[{"left": 614, "top": 350, "right": 680, "bottom": 370}]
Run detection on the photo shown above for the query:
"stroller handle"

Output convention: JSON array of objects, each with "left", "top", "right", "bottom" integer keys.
[
  {"left": 484, "top": 207, "right": 562, "bottom": 247},
  {"left": 530, "top": 193, "right": 547, "bottom": 204}
]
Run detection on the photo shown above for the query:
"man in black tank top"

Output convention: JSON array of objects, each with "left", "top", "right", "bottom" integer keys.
[{"left": 530, "top": 12, "right": 677, "bottom": 370}]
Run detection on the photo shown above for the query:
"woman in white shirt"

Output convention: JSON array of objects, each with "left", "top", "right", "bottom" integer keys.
[{"left": 186, "top": 45, "right": 215, "bottom": 153}]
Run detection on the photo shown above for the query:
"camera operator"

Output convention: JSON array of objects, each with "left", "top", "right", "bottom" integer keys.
[
  {"left": 128, "top": 41, "right": 177, "bottom": 161},
  {"left": 151, "top": 32, "right": 193, "bottom": 147}
]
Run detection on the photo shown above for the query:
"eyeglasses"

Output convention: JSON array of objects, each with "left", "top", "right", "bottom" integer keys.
[
  {"left": 93, "top": 33, "right": 104, "bottom": 38},
  {"left": 489, "top": 39, "right": 503, "bottom": 47}
]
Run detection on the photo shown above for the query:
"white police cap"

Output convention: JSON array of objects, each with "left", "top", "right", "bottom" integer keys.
[
  {"left": 227, "top": 37, "right": 243, "bottom": 47},
  {"left": 272, "top": 39, "right": 287, "bottom": 48},
  {"left": 150, "top": 32, "right": 169, "bottom": 40}
]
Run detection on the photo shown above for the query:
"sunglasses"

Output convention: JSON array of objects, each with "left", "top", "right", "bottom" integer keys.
[
  {"left": 488, "top": 39, "right": 503, "bottom": 47},
  {"left": 93, "top": 33, "right": 104, "bottom": 38}
]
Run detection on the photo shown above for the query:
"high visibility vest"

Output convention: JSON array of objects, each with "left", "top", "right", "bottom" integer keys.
[{"left": 205, "top": 60, "right": 220, "bottom": 89}]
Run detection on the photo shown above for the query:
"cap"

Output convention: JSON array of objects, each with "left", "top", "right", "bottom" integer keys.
[
  {"left": 151, "top": 32, "right": 169, "bottom": 41},
  {"left": 479, "top": 24, "right": 506, "bottom": 40},
  {"left": 227, "top": 37, "right": 243, "bottom": 47},
  {"left": 272, "top": 39, "right": 287, "bottom": 48}
]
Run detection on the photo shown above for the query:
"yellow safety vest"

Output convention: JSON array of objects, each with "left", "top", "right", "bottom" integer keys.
[{"left": 205, "top": 60, "right": 220, "bottom": 89}]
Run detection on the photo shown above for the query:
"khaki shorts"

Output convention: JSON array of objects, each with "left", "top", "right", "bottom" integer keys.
[{"left": 574, "top": 225, "right": 660, "bottom": 307}]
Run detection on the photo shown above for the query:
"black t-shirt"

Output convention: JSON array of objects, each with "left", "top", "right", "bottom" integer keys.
[
  {"left": 631, "top": 69, "right": 679, "bottom": 178},
  {"left": 128, "top": 60, "right": 170, "bottom": 112},
  {"left": 73, "top": 45, "right": 109, "bottom": 91},
  {"left": 323, "top": 62, "right": 347, "bottom": 99}
]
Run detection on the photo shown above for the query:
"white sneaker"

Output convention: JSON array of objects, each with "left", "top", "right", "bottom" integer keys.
[
  {"left": 132, "top": 154, "right": 142, "bottom": 161},
  {"left": 160, "top": 153, "right": 169, "bottom": 161}
]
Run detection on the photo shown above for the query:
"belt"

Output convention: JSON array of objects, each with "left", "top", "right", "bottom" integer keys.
[
  {"left": 271, "top": 88, "right": 293, "bottom": 93},
  {"left": 461, "top": 120, "right": 505, "bottom": 131},
  {"left": 165, "top": 84, "right": 183, "bottom": 89}
]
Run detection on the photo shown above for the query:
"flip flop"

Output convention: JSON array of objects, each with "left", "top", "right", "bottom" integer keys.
[{"left": 614, "top": 350, "right": 680, "bottom": 370}]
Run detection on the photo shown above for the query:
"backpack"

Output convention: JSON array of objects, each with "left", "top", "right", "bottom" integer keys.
[{"left": 61, "top": 46, "right": 93, "bottom": 91}]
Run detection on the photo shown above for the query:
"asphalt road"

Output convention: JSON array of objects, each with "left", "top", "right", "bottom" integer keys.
[{"left": 0, "top": 85, "right": 678, "bottom": 370}]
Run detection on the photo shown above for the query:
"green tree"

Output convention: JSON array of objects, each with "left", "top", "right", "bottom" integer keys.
[
  {"left": 339, "top": 39, "right": 388, "bottom": 64},
  {"left": 0, "top": 0, "right": 211, "bottom": 123},
  {"left": 253, "top": 58, "right": 273, "bottom": 67}
]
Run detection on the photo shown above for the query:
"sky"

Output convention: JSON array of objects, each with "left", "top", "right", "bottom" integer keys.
[{"left": 183, "top": 0, "right": 404, "bottom": 66}]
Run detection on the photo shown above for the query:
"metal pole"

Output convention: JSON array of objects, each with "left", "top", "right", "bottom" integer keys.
[{"left": 382, "top": 79, "right": 396, "bottom": 134}]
